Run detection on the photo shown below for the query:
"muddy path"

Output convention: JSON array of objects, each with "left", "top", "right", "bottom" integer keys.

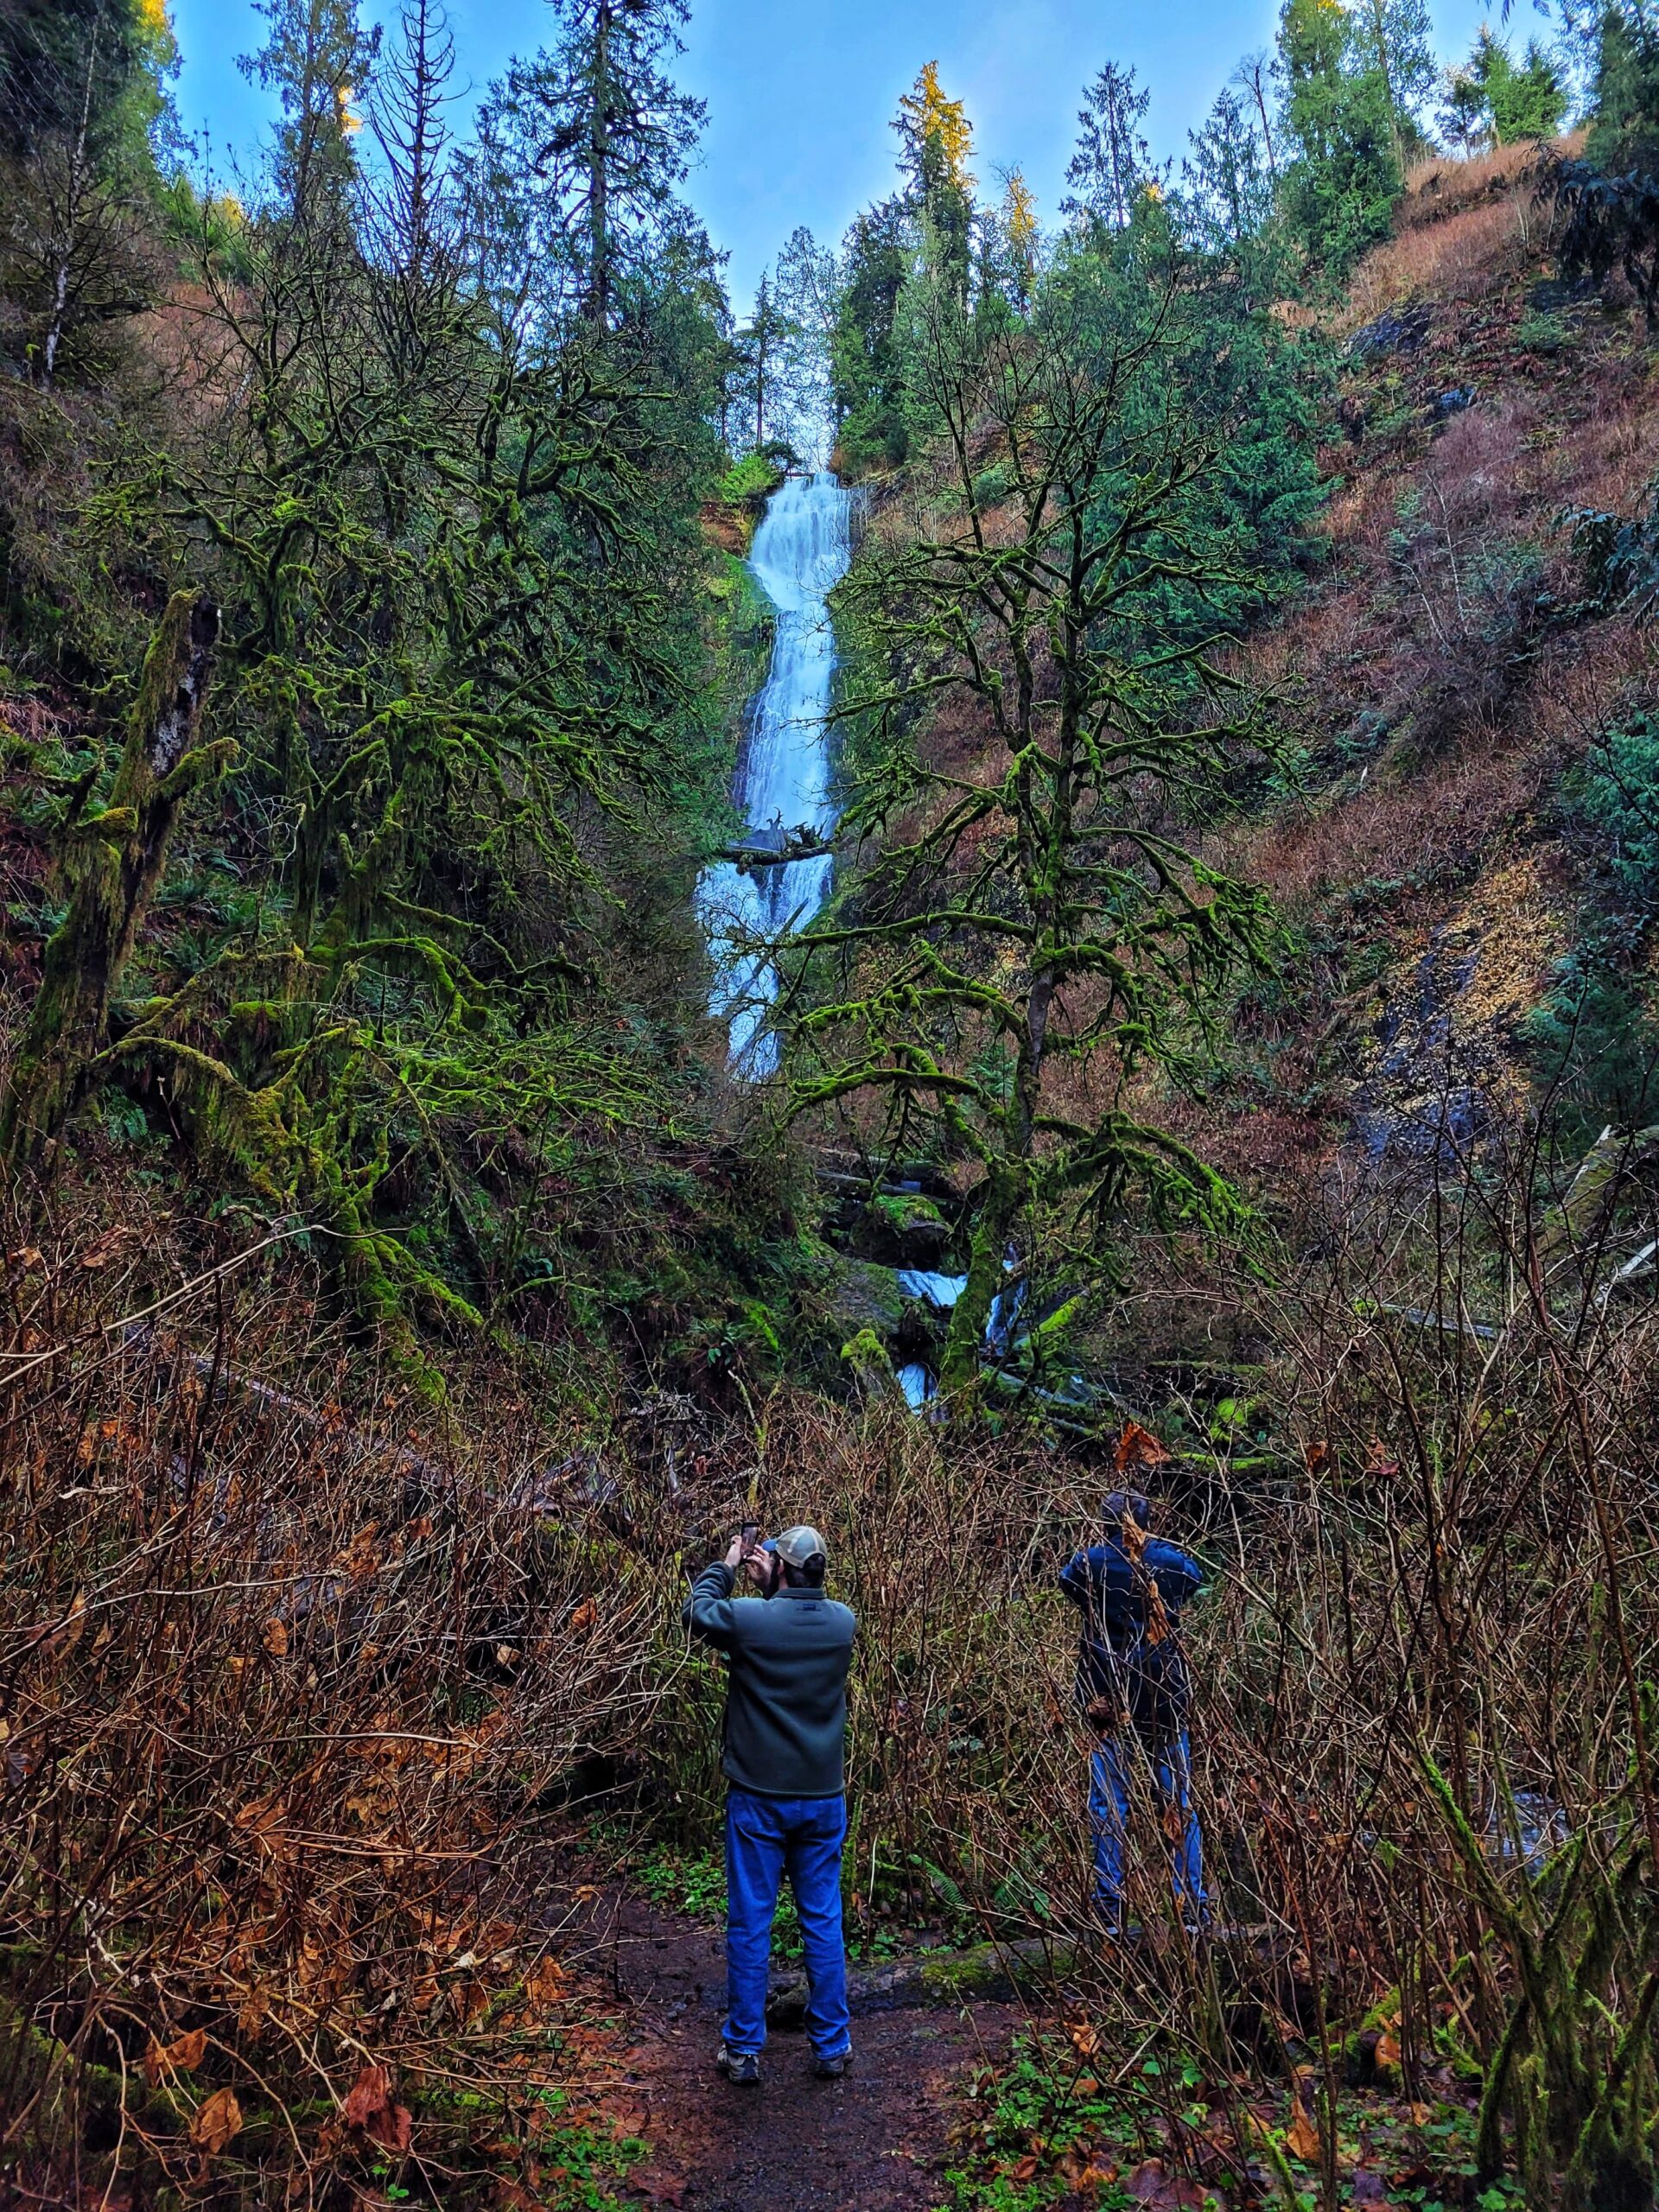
[{"left": 560, "top": 1881, "right": 1029, "bottom": 2211}]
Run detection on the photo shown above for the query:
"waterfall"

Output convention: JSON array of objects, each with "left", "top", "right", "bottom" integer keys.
[{"left": 700, "top": 470, "right": 853, "bottom": 1076}]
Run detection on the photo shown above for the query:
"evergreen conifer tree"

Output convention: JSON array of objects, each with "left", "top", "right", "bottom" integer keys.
[{"left": 1064, "top": 61, "right": 1156, "bottom": 236}]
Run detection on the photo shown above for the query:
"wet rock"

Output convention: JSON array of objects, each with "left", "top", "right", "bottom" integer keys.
[
  {"left": 1349, "top": 304, "right": 1433, "bottom": 359},
  {"left": 823, "top": 1259, "right": 909, "bottom": 1335}
]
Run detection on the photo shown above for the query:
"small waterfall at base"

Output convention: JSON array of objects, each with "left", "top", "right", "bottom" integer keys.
[{"left": 700, "top": 470, "right": 853, "bottom": 1075}]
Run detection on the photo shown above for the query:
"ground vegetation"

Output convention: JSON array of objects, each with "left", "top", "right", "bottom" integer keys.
[{"left": 6, "top": 2, "right": 1659, "bottom": 2209}]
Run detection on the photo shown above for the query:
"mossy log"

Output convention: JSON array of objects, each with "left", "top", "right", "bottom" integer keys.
[
  {"left": 763, "top": 1925, "right": 1287, "bottom": 2027},
  {"left": 3, "top": 589, "right": 225, "bottom": 1169},
  {"left": 1538, "top": 1122, "right": 1659, "bottom": 1260}
]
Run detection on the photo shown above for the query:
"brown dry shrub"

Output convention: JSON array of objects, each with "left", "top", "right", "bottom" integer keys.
[
  {"left": 0, "top": 1204, "right": 664, "bottom": 2206},
  {"left": 1346, "top": 198, "right": 1532, "bottom": 325},
  {"left": 631, "top": 1144, "right": 1659, "bottom": 2156},
  {"left": 1399, "top": 136, "right": 1580, "bottom": 228}
]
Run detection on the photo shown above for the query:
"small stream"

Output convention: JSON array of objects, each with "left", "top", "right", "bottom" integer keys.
[{"left": 700, "top": 471, "right": 853, "bottom": 1075}]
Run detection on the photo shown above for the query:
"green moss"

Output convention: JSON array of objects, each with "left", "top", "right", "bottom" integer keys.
[{"left": 716, "top": 451, "right": 786, "bottom": 506}]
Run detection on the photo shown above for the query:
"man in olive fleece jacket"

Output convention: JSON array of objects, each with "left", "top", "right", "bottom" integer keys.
[{"left": 683, "top": 1523, "right": 856, "bottom": 2086}]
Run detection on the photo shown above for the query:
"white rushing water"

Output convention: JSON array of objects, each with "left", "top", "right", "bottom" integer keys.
[{"left": 700, "top": 471, "right": 853, "bottom": 1075}]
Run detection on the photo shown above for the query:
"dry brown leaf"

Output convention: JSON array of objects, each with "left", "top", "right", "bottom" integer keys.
[
  {"left": 344, "top": 2062, "right": 391, "bottom": 2130},
  {"left": 1374, "top": 2031, "right": 1402, "bottom": 2072},
  {"left": 1067, "top": 2017, "right": 1101, "bottom": 2057},
  {"left": 261, "top": 1617, "right": 289, "bottom": 1657},
  {"left": 1285, "top": 2106, "right": 1321, "bottom": 2162},
  {"left": 191, "top": 2086, "right": 242, "bottom": 2155},
  {"left": 153, "top": 2027, "right": 207, "bottom": 2080},
  {"left": 569, "top": 1597, "right": 598, "bottom": 1633},
  {"left": 1113, "top": 1420, "right": 1172, "bottom": 1472},
  {"left": 51, "top": 1590, "right": 88, "bottom": 1658}
]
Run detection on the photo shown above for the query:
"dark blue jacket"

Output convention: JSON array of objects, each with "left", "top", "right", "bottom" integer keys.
[{"left": 1058, "top": 1537, "right": 1204, "bottom": 1707}]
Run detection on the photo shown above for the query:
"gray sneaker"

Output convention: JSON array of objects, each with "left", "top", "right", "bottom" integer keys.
[
  {"left": 812, "top": 2049, "right": 851, "bottom": 2079},
  {"left": 717, "top": 2044, "right": 761, "bottom": 2086}
]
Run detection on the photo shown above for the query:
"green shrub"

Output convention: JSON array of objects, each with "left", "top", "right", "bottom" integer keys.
[{"left": 716, "top": 450, "right": 786, "bottom": 506}]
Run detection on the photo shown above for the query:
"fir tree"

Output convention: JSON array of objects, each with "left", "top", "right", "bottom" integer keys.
[
  {"left": 1183, "top": 86, "right": 1275, "bottom": 257},
  {"left": 1064, "top": 61, "right": 1155, "bottom": 236},
  {"left": 243, "top": 0, "right": 376, "bottom": 232},
  {"left": 468, "top": 0, "right": 704, "bottom": 328},
  {"left": 1276, "top": 0, "right": 1402, "bottom": 276},
  {"left": 830, "top": 194, "right": 910, "bottom": 470},
  {"left": 893, "top": 60, "right": 976, "bottom": 308},
  {"left": 1351, "top": 0, "right": 1435, "bottom": 173}
]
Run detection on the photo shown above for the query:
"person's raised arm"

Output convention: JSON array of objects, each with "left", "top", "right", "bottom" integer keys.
[{"left": 682, "top": 1535, "right": 749, "bottom": 1650}]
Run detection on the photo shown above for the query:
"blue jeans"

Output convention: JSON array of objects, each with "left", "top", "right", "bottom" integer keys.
[
  {"left": 1090, "top": 1730, "right": 1206, "bottom": 1927},
  {"left": 723, "top": 1789, "right": 851, "bottom": 2059}
]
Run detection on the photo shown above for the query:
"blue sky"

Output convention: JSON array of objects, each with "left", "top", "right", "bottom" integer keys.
[{"left": 171, "top": 0, "right": 1507, "bottom": 314}]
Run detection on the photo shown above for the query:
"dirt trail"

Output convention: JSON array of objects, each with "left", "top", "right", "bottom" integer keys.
[{"left": 568, "top": 1886, "right": 1026, "bottom": 2212}]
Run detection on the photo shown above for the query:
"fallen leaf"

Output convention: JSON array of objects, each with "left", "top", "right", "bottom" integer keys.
[
  {"left": 1285, "top": 2107, "right": 1321, "bottom": 2162},
  {"left": 261, "top": 1617, "right": 289, "bottom": 1657},
  {"left": 569, "top": 1598, "right": 597, "bottom": 1633},
  {"left": 1128, "top": 2158, "right": 1167, "bottom": 2199},
  {"left": 190, "top": 2087, "right": 242, "bottom": 2155},
  {"left": 631, "top": 2163, "right": 688, "bottom": 2207},
  {"left": 1068, "top": 2017, "right": 1101, "bottom": 2058},
  {"left": 1305, "top": 1440, "right": 1332, "bottom": 1474},
  {"left": 1351, "top": 2173, "right": 1389, "bottom": 2204},
  {"left": 1374, "top": 2031, "right": 1402, "bottom": 2072},
  {"left": 1366, "top": 1438, "right": 1402, "bottom": 1479}
]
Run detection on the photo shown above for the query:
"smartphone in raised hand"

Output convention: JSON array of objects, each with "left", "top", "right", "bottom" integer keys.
[{"left": 740, "top": 1521, "right": 760, "bottom": 1554}]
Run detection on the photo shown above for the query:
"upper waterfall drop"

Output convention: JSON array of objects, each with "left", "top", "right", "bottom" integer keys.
[{"left": 701, "top": 470, "right": 854, "bottom": 1075}]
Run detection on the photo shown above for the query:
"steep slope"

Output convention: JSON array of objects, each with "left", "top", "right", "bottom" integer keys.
[{"left": 1224, "top": 141, "right": 1659, "bottom": 1184}]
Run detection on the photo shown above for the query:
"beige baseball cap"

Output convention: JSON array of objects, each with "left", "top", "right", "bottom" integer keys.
[{"left": 773, "top": 1524, "right": 827, "bottom": 1568}]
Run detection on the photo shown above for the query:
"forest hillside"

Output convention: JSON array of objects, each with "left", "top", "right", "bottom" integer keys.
[{"left": 3, "top": 3, "right": 1659, "bottom": 2209}]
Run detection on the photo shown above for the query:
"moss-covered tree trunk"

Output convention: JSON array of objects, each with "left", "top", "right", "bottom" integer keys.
[
  {"left": 3, "top": 590, "right": 224, "bottom": 1169},
  {"left": 938, "top": 1164, "right": 1023, "bottom": 1394}
]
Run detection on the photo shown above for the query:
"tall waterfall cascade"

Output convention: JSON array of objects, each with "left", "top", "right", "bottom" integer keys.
[{"left": 700, "top": 471, "right": 853, "bottom": 1075}]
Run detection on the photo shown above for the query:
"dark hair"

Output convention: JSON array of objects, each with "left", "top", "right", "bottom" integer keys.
[
  {"left": 1103, "top": 1491, "right": 1151, "bottom": 1534},
  {"left": 783, "top": 1554, "right": 827, "bottom": 1588}
]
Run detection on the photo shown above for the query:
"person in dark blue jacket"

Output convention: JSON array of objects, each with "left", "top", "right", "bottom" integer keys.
[{"left": 1058, "top": 1491, "right": 1206, "bottom": 1932}]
